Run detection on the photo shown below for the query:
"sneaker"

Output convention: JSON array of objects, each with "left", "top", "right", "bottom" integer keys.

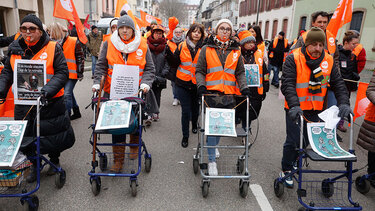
[
  {"left": 192, "top": 125, "right": 198, "bottom": 134},
  {"left": 337, "top": 124, "right": 347, "bottom": 133},
  {"left": 293, "top": 161, "right": 298, "bottom": 171},
  {"left": 279, "top": 171, "right": 294, "bottom": 188},
  {"left": 145, "top": 116, "right": 152, "bottom": 126},
  {"left": 153, "top": 113, "right": 159, "bottom": 122},
  {"left": 215, "top": 148, "right": 220, "bottom": 158},
  {"left": 172, "top": 98, "right": 179, "bottom": 106},
  {"left": 181, "top": 137, "right": 188, "bottom": 148},
  {"left": 208, "top": 162, "right": 218, "bottom": 176}
]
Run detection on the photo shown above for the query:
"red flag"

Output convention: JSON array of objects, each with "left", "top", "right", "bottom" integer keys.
[
  {"left": 140, "top": 10, "right": 162, "bottom": 25},
  {"left": 353, "top": 82, "right": 370, "bottom": 122},
  {"left": 53, "top": 0, "right": 88, "bottom": 44},
  {"left": 0, "top": 66, "right": 14, "bottom": 117},
  {"left": 326, "top": 0, "right": 353, "bottom": 38},
  {"left": 84, "top": 14, "right": 91, "bottom": 29}
]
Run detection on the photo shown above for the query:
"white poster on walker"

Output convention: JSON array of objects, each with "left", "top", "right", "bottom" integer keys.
[
  {"left": 110, "top": 64, "right": 139, "bottom": 99},
  {"left": 205, "top": 108, "right": 237, "bottom": 137}
]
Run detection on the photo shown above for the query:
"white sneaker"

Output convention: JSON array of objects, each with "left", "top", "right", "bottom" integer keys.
[
  {"left": 172, "top": 99, "right": 179, "bottom": 106},
  {"left": 215, "top": 148, "right": 220, "bottom": 158},
  {"left": 208, "top": 162, "right": 218, "bottom": 176}
]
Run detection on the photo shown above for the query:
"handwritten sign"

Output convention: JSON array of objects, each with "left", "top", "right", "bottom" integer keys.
[{"left": 110, "top": 64, "right": 139, "bottom": 99}]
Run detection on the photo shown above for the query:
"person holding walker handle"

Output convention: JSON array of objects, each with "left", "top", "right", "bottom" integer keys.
[{"left": 92, "top": 11, "right": 155, "bottom": 172}]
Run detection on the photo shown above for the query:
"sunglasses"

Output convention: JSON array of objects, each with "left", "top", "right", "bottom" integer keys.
[{"left": 20, "top": 26, "right": 38, "bottom": 33}]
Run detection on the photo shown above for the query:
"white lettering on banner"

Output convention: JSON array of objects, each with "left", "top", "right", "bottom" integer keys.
[
  {"left": 121, "top": 4, "right": 131, "bottom": 12},
  {"left": 60, "top": 0, "right": 73, "bottom": 12},
  {"left": 146, "top": 15, "right": 153, "bottom": 23}
]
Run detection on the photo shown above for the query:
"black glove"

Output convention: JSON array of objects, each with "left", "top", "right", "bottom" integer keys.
[
  {"left": 40, "top": 91, "right": 48, "bottom": 106},
  {"left": 288, "top": 106, "right": 303, "bottom": 122},
  {"left": 338, "top": 104, "right": 353, "bottom": 120},
  {"left": 197, "top": 86, "right": 207, "bottom": 98},
  {"left": 241, "top": 88, "right": 251, "bottom": 97}
]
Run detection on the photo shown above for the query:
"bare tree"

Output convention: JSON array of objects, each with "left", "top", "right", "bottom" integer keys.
[{"left": 159, "top": 0, "right": 188, "bottom": 26}]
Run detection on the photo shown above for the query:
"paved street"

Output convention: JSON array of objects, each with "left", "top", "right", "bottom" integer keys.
[{"left": 1, "top": 69, "right": 375, "bottom": 210}]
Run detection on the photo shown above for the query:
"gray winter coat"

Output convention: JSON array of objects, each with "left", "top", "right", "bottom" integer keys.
[
  {"left": 150, "top": 48, "right": 169, "bottom": 89},
  {"left": 357, "top": 70, "right": 375, "bottom": 152}
]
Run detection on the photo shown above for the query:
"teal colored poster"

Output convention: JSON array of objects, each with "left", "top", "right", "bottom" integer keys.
[
  {"left": 307, "top": 122, "right": 355, "bottom": 159},
  {"left": 205, "top": 108, "right": 236, "bottom": 137},
  {"left": 244, "top": 64, "right": 260, "bottom": 87},
  {"left": 95, "top": 100, "right": 132, "bottom": 131},
  {"left": 0, "top": 121, "right": 28, "bottom": 166}
]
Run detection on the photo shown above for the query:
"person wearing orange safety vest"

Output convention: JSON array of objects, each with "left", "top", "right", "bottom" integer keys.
[
  {"left": 0, "top": 32, "right": 21, "bottom": 47},
  {"left": 47, "top": 22, "right": 85, "bottom": 121},
  {"left": 0, "top": 14, "right": 75, "bottom": 183},
  {"left": 102, "top": 18, "right": 118, "bottom": 44},
  {"left": 195, "top": 19, "right": 248, "bottom": 176},
  {"left": 166, "top": 23, "right": 205, "bottom": 148},
  {"left": 357, "top": 70, "right": 375, "bottom": 182},
  {"left": 236, "top": 29, "right": 270, "bottom": 132},
  {"left": 92, "top": 13, "right": 155, "bottom": 172},
  {"left": 352, "top": 42, "right": 366, "bottom": 74},
  {"left": 248, "top": 25, "right": 269, "bottom": 68},
  {"left": 268, "top": 31, "right": 289, "bottom": 88},
  {"left": 278, "top": 27, "right": 350, "bottom": 188}
]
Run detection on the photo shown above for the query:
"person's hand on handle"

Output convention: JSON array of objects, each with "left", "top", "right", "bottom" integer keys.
[
  {"left": 338, "top": 104, "right": 353, "bottom": 120},
  {"left": 92, "top": 84, "right": 100, "bottom": 93},
  {"left": 288, "top": 106, "right": 303, "bottom": 123},
  {"left": 140, "top": 83, "right": 150, "bottom": 93}
]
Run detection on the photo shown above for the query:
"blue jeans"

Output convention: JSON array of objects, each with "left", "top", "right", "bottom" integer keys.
[
  {"left": 171, "top": 81, "right": 178, "bottom": 99},
  {"left": 176, "top": 85, "right": 199, "bottom": 138},
  {"left": 64, "top": 79, "right": 78, "bottom": 115},
  {"left": 91, "top": 56, "right": 97, "bottom": 76},
  {"left": 269, "top": 64, "right": 280, "bottom": 85},
  {"left": 281, "top": 111, "right": 320, "bottom": 171},
  {"left": 207, "top": 136, "right": 220, "bottom": 162},
  {"left": 326, "top": 89, "right": 337, "bottom": 108}
]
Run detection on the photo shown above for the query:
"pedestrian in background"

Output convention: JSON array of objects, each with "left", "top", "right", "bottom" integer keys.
[
  {"left": 352, "top": 31, "right": 366, "bottom": 74},
  {"left": 87, "top": 25, "right": 102, "bottom": 79},
  {"left": 268, "top": 31, "right": 289, "bottom": 88},
  {"left": 102, "top": 18, "right": 118, "bottom": 44},
  {"left": 167, "top": 23, "right": 205, "bottom": 148},
  {"left": 47, "top": 22, "right": 84, "bottom": 120}
]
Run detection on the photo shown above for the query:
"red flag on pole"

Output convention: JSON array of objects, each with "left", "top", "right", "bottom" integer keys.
[
  {"left": 53, "top": 0, "right": 88, "bottom": 44},
  {"left": 83, "top": 14, "right": 91, "bottom": 29},
  {"left": 326, "top": 0, "right": 354, "bottom": 38},
  {"left": 140, "top": 10, "right": 162, "bottom": 25},
  {"left": 353, "top": 82, "right": 370, "bottom": 122}
]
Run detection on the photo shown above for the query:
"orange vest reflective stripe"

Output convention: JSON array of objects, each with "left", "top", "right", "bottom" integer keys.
[
  {"left": 103, "top": 34, "right": 111, "bottom": 43},
  {"left": 62, "top": 36, "right": 78, "bottom": 79},
  {"left": 10, "top": 41, "right": 64, "bottom": 99},
  {"left": 254, "top": 50, "right": 264, "bottom": 95},
  {"left": 167, "top": 40, "right": 178, "bottom": 53},
  {"left": 105, "top": 38, "right": 147, "bottom": 93},
  {"left": 302, "top": 30, "right": 336, "bottom": 55},
  {"left": 14, "top": 32, "right": 21, "bottom": 40},
  {"left": 365, "top": 103, "right": 375, "bottom": 122},
  {"left": 205, "top": 47, "right": 241, "bottom": 95},
  {"left": 176, "top": 41, "right": 200, "bottom": 84},
  {"left": 353, "top": 44, "right": 363, "bottom": 57},
  {"left": 284, "top": 48, "right": 333, "bottom": 110}
]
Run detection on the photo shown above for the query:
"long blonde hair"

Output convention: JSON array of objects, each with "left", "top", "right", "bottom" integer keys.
[{"left": 47, "top": 22, "right": 67, "bottom": 41}]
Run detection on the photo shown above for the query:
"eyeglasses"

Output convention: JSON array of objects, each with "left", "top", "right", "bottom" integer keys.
[
  {"left": 218, "top": 27, "right": 231, "bottom": 32},
  {"left": 175, "top": 31, "right": 183, "bottom": 34},
  {"left": 20, "top": 26, "right": 38, "bottom": 33}
]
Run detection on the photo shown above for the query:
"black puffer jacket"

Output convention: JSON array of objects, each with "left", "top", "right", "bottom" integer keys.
[
  {"left": 281, "top": 50, "right": 349, "bottom": 113},
  {"left": 0, "top": 32, "right": 75, "bottom": 154},
  {"left": 338, "top": 45, "right": 359, "bottom": 91}
]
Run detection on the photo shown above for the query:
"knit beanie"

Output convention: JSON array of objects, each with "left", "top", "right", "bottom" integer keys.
[
  {"left": 305, "top": 27, "right": 326, "bottom": 46},
  {"left": 118, "top": 14, "right": 136, "bottom": 32},
  {"left": 21, "top": 14, "right": 44, "bottom": 31},
  {"left": 91, "top": 25, "right": 97, "bottom": 30},
  {"left": 110, "top": 18, "right": 118, "bottom": 27},
  {"left": 215, "top": 19, "right": 233, "bottom": 34},
  {"left": 237, "top": 28, "right": 255, "bottom": 45}
]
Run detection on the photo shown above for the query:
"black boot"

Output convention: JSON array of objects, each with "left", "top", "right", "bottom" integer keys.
[
  {"left": 181, "top": 137, "right": 188, "bottom": 148},
  {"left": 70, "top": 107, "right": 81, "bottom": 120},
  {"left": 26, "top": 166, "right": 37, "bottom": 183}
]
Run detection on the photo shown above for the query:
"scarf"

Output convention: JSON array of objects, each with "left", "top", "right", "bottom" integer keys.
[
  {"left": 186, "top": 36, "right": 196, "bottom": 49},
  {"left": 147, "top": 35, "right": 166, "bottom": 55},
  {"left": 213, "top": 35, "right": 233, "bottom": 50},
  {"left": 110, "top": 29, "right": 141, "bottom": 54},
  {"left": 301, "top": 45, "right": 325, "bottom": 94},
  {"left": 171, "top": 32, "right": 185, "bottom": 44}
]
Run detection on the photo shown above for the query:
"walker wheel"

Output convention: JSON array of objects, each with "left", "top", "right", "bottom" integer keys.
[
  {"left": 144, "top": 156, "right": 152, "bottom": 173},
  {"left": 321, "top": 179, "right": 334, "bottom": 198},
  {"left": 239, "top": 180, "right": 249, "bottom": 198},
  {"left": 55, "top": 169, "right": 66, "bottom": 189},
  {"left": 274, "top": 178, "right": 284, "bottom": 197},
  {"left": 91, "top": 177, "right": 101, "bottom": 196},
  {"left": 130, "top": 180, "right": 137, "bottom": 197},
  {"left": 21, "top": 195, "right": 39, "bottom": 211},
  {"left": 99, "top": 154, "right": 108, "bottom": 172},
  {"left": 202, "top": 181, "right": 209, "bottom": 198},
  {"left": 237, "top": 158, "right": 245, "bottom": 174},
  {"left": 355, "top": 176, "right": 370, "bottom": 194},
  {"left": 193, "top": 158, "right": 199, "bottom": 174}
]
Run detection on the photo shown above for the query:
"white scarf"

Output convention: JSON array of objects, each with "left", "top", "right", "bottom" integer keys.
[{"left": 110, "top": 28, "right": 141, "bottom": 54}]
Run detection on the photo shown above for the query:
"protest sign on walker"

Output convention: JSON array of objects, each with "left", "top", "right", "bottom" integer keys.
[
  {"left": 244, "top": 64, "right": 260, "bottom": 87},
  {"left": 95, "top": 100, "right": 132, "bottom": 132},
  {"left": 0, "top": 121, "right": 27, "bottom": 167},
  {"left": 13, "top": 60, "right": 46, "bottom": 105},
  {"left": 205, "top": 108, "right": 237, "bottom": 137},
  {"left": 110, "top": 64, "right": 139, "bottom": 99}
]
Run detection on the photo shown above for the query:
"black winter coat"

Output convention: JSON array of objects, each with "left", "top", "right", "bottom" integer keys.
[
  {"left": 0, "top": 32, "right": 75, "bottom": 154},
  {"left": 268, "top": 38, "right": 289, "bottom": 67},
  {"left": 338, "top": 45, "right": 359, "bottom": 91}
]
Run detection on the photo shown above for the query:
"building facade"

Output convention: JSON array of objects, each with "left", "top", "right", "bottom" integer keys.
[{"left": 181, "top": 4, "right": 198, "bottom": 28}]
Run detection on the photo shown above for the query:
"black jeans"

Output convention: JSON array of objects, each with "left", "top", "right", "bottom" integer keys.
[
  {"left": 368, "top": 151, "right": 375, "bottom": 175},
  {"left": 151, "top": 86, "right": 164, "bottom": 113},
  {"left": 176, "top": 85, "right": 199, "bottom": 138}
]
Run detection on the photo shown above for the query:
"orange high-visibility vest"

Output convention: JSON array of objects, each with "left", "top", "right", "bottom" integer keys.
[
  {"left": 14, "top": 32, "right": 21, "bottom": 40},
  {"left": 365, "top": 103, "right": 375, "bottom": 122},
  {"left": 257, "top": 42, "right": 265, "bottom": 58},
  {"left": 353, "top": 44, "right": 363, "bottom": 57},
  {"left": 104, "top": 38, "right": 148, "bottom": 93},
  {"left": 269, "top": 37, "right": 288, "bottom": 59},
  {"left": 284, "top": 48, "right": 333, "bottom": 110},
  {"left": 205, "top": 47, "right": 241, "bottom": 95},
  {"left": 10, "top": 41, "right": 64, "bottom": 99},
  {"left": 167, "top": 40, "right": 178, "bottom": 53},
  {"left": 176, "top": 41, "right": 201, "bottom": 84},
  {"left": 254, "top": 50, "right": 264, "bottom": 95},
  {"left": 103, "top": 34, "right": 111, "bottom": 43},
  {"left": 62, "top": 36, "right": 78, "bottom": 79},
  {"left": 302, "top": 30, "right": 336, "bottom": 55}
]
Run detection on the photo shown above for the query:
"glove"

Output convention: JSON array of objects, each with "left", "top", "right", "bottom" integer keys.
[
  {"left": 40, "top": 91, "right": 48, "bottom": 106},
  {"left": 197, "top": 86, "right": 207, "bottom": 98},
  {"left": 288, "top": 106, "right": 303, "bottom": 122},
  {"left": 92, "top": 84, "right": 100, "bottom": 93},
  {"left": 338, "top": 104, "right": 353, "bottom": 120},
  {"left": 241, "top": 88, "right": 251, "bottom": 97},
  {"left": 140, "top": 83, "right": 150, "bottom": 93}
]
